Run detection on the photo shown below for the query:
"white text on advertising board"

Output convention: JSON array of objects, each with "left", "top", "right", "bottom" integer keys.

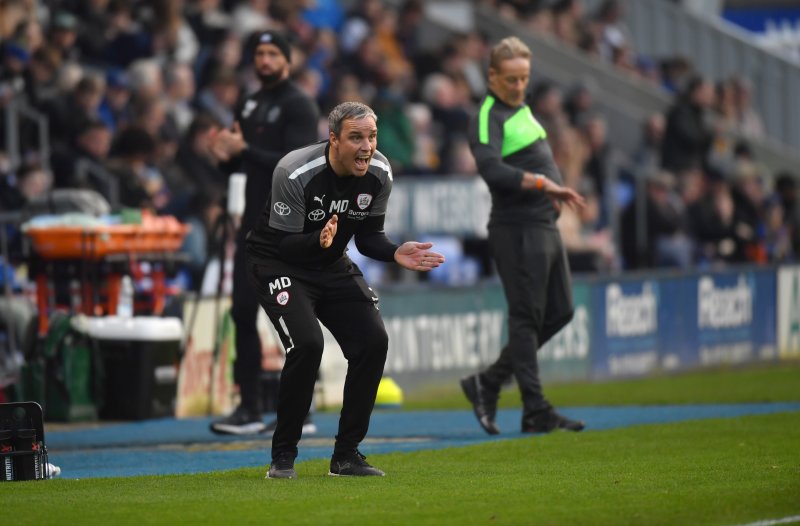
[
  {"left": 698, "top": 275, "right": 752, "bottom": 329},
  {"left": 539, "top": 306, "right": 590, "bottom": 361},
  {"left": 383, "top": 311, "right": 504, "bottom": 373},
  {"left": 606, "top": 282, "right": 658, "bottom": 337}
]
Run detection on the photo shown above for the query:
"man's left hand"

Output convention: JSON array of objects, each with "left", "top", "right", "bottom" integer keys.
[{"left": 394, "top": 242, "right": 446, "bottom": 272}]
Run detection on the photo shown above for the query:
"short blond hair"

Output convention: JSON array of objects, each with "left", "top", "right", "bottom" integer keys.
[{"left": 489, "top": 36, "right": 532, "bottom": 70}]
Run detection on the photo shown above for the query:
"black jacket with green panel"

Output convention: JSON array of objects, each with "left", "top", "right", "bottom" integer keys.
[{"left": 468, "top": 90, "right": 564, "bottom": 227}]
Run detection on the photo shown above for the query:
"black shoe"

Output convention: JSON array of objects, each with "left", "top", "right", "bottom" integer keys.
[
  {"left": 209, "top": 405, "right": 266, "bottom": 435},
  {"left": 262, "top": 414, "right": 318, "bottom": 437},
  {"left": 460, "top": 375, "right": 500, "bottom": 435},
  {"left": 522, "top": 407, "right": 585, "bottom": 434},
  {"left": 267, "top": 452, "right": 297, "bottom": 479},
  {"left": 329, "top": 450, "right": 385, "bottom": 477}
]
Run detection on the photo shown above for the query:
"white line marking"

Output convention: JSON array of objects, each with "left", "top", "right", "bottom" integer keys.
[{"left": 730, "top": 515, "right": 800, "bottom": 526}]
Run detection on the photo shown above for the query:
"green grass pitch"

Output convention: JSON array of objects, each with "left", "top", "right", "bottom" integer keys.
[{"left": 2, "top": 362, "right": 799, "bottom": 526}]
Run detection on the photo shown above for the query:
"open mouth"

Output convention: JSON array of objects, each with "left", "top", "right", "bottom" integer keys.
[{"left": 355, "top": 155, "right": 370, "bottom": 171}]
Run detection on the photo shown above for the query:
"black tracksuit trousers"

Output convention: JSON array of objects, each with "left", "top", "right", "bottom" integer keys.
[
  {"left": 247, "top": 256, "right": 388, "bottom": 460},
  {"left": 481, "top": 223, "right": 574, "bottom": 421},
  {"left": 231, "top": 238, "right": 263, "bottom": 411}
]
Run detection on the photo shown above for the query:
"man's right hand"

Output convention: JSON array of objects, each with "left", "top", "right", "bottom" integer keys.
[
  {"left": 522, "top": 172, "right": 585, "bottom": 210},
  {"left": 320, "top": 215, "right": 338, "bottom": 248},
  {"left": 209, "top": 121, "right": 247, "bottom": 162}
]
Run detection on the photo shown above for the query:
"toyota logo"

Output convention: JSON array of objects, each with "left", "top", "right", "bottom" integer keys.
[
  {"left": 308, "top": 209, "right": 325, "bottom": 221},
  {"left": 273, "top": 202, "right": 290, "bottom": 216}
]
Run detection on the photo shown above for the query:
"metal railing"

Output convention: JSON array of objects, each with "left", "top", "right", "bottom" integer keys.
[{"left": 2, "top": 95, "right": 50, "bottom": 173}]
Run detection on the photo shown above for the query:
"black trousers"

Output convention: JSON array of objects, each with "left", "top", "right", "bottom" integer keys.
[
  {"left": 247, "top": 256, "right": 388, "bottom": 460},
  {"left": 482, "top": 223, "right": 574, "bottom": 420},
  {"left": 230, "top": 240, "right": 263, "bottom": 411}
]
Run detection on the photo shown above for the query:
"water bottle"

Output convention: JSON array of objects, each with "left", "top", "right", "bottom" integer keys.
[
  {"left": 117, "top": 275, "right": 134, "bottom": 318},
  {"left": 0, "top": 430, "right": 13, "bottom": 481}
]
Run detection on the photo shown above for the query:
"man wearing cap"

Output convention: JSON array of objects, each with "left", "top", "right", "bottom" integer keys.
[{"left": 209, "top": 30, "right": 320, "bottom": 436}]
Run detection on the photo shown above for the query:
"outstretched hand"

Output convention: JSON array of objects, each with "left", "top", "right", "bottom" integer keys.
[
  {"left": 320, "top": 214, "right": 338, "bottom": 248},
  {"left": 394, "top": 242, "right": 446, "bottom": 272}
]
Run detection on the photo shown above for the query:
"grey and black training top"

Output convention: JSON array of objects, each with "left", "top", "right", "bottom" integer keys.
[
  {"left": 468, "top": 91, "right": 564, "bottom": 226},
  {"left": 246, "top": 141, "right": 399, "bottom": 269}
]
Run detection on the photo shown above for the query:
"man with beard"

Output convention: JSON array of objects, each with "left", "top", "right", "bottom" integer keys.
[{"left": 209, "top": 30, "right": 320, "bottom": 436}]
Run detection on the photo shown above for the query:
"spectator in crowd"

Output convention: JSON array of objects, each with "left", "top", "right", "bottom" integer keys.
[
  {"left": 729, "top": 160, "right": 767, "bottom": 263},
  {"left": 105, "top": 125, "right": 164, "bottom": 210},
  {"left": 730, "top": 75, "right": 764, "bottom": 139},
  {"left": 661, "top": 75, "right": 716, "bottom": 176},
  {"left": 563, "top": 79, "right": 595, "bottom": 127},
  {"left": 552, "top": 0, "right": 591, "bottom": 50},
  {"left": 230, "top": 0, "right": 275, "bottom": 39},
  {"left": 421, "top": 72, "right": 471, "bottom": 174},
  {"left": 47, "top": 11, "right": 81, "bottom": 64},
  {"left": 580, "top": 113, "right": 613, "bottom": 203},
  {"left": 102, "top": 0, "right": 153, "bottom": 68},
  {"left": 593, "top": 0, "right": 631, "bottom": 63},
  {"left": 461, "top": 36, "right": 586, "bottom": 436},
  {"left": 126, "top": 58, "right": 163, "bottom": 100},
  {"left": 558, "top": 178, "right": 617, "bottom": 272},
  {"left": 196, "top": 67, "right": 239, "bottom": 129},
  {"left": 372, "top": 85, "right": 415, "bottom": 175},
  {"left": 97, "top": 68, "right": 133, "bottom": 132},
  {"left": 687, "top": 166, "right": 741, "bottom": 266},
  {"left": 621, "top": 170, "right": 693, "bottom": 269},
  {"left": 632, "top": 112, "right": 666, "bottom": 178},
  {"left": 660, "top": 55, "right": 693, "bottom": 95},
  {"left": 763, "top": 195, "right": 792, "bottom": 261},
  {"left": 163, "top": 62, "right": 197, "bottom": 135},
  {"left": 47, "top": 72, "right": 107, "bottom": 150},
  {"left": 207, "top": 30, "right": 320, "bottom": 437},
  {"left": 528, "top": 81, "right": 567, "bottom": 137},
  {"left": 164, "top": 115, "right": 228, "bottom": 280},
  {"left": 130, "top": 93, "right": 168, "bottom": 139},
  {"left": 774, "top": 172, "right": 800, "bottom": 257},
  {"left": 25, "top": 46, "right": 62, "bottom": 111},
  {"left": 50, "top": 117, "right": 113, "bottom": 192},
  {"left": 149, "top": 0, "right": 200, "bottom": 65},
  {"left": 0, "top": 161, "right": 52, "bottom": 211}
]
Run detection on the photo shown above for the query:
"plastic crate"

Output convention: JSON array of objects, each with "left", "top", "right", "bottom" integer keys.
[{"left": 0, "top": 402, "right": 50, "bottom": 481}]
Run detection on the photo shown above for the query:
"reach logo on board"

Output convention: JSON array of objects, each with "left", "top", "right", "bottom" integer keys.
[
  {"left": 698, "top": 275, "right": 753, "bottom": 329},
  {"left": 605, "top": 282, "right": 658, "bottom": 337}
]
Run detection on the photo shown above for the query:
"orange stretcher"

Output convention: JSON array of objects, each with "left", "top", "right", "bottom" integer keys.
[
  {"left": 24, "top": 215, "right": 190, "bottom": 260},
  {"left": 24, "top": 213, "right": 191, "bottom": 335}
]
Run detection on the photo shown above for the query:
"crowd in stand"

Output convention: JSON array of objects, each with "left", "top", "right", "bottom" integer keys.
[{"left": 1, "top": 0, "right": 798, "bottom": 284}]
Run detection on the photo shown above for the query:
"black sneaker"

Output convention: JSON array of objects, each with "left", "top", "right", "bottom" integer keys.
[
  {"left": 329, "top": 450, "right": 385, "bottom": 477},
  {"left": 522, "top": 407, "right": 585, "bottom": 434},
  {"left": 209, "top": 405, "right": 266, "bottom": 435},
  {"left": 266, "top": 452, "right": 296, "bottom": 479},
  {"left": 460, "top": 374, "right": 500, "bottom": 435},
  {"left": 263, "top": 414, "right": 317, "bottom": 436}
]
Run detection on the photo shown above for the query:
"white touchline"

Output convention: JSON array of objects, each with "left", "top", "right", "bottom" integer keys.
[
  {"left": 278, "top": 316, "right": 295, "bottom": 353},
  {"left": 730, "top": 515, "right": 800, "bottom": 526}
]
